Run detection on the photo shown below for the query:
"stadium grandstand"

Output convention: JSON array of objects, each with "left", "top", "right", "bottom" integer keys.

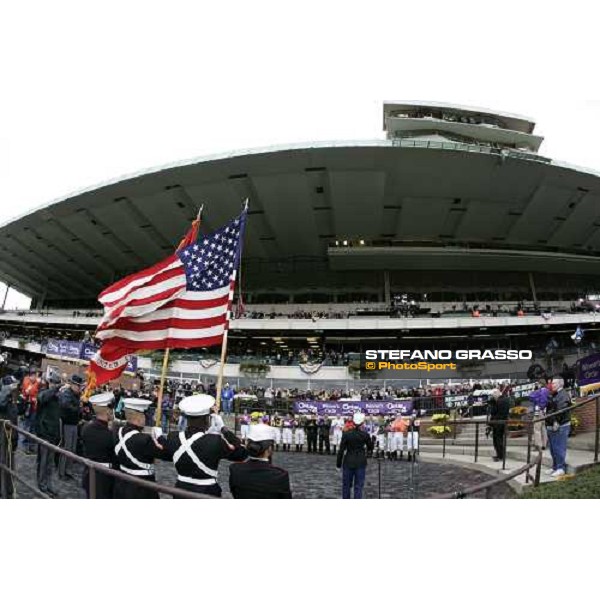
[{"left": 2, "top": 101, "right": 600, "bottom": 387}]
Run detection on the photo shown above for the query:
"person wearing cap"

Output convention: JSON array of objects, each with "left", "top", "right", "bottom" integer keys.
[
  {"left": 58, "top": 374, "right": 84, "bottom": 481},
  {"left": 336, "top": 412, "right": 374, "bottom": 499},
  {"left": 35, "top": 372, "right": 63, "bottom": 497},
  {"left": 229, "top": 423, "right": 292, "bottom": 499},
  {"left": 113, "top": 397, "right": 167, "bottom": 499},
  {"left": 81, "top": 392, "right": 116, "bottom": 499},
  {"left": 157, "top": 394, "right": 247, "bottom": 498}
]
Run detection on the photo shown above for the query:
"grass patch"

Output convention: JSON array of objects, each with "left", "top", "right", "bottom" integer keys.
[{"left": 521, "top": 465, "right": 600, "bottom": 499}]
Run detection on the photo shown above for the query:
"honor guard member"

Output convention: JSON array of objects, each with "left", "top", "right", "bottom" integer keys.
[
  {"left": 305, "top": 414, "right": 318, "bottom": 453},
  {"left": 281, "top": 414, "right": 294, "bottom": 451},
  {"left": 81, "top": 392, "right": 116, "bottom": 499},
  {"left": 317, "top": 416, "right": 331, "bottom": 455},
  {"left": 294, "top": 415, "right": 306, "bottom": 452},
  {"left": 113, "top": 398, "right": 166, "bottom": 499},
  {"left": 229, "top": 423, "right": 292, "bottom": 499},
  {"left": 158, "top": 394, "right": 247, "bottom": 498},
  {"left": 331, "top": 415, "right": 344, "bottom": 454}
]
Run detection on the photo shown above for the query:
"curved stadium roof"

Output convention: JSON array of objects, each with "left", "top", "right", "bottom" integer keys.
[{"left": 2, "top": 139, "right": 600, "bottom": 303}]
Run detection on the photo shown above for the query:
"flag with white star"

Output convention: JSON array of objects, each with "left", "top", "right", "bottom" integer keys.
[{"left": 91, "top": 207, "right": 247, "bottom": 385}]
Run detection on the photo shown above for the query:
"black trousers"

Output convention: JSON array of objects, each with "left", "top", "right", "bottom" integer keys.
[
  {"left": 318, "top": 435, "right": 330, "bottom": 453},
  {"left": 492, "top": 425, "right": 506, "bottom": 460},
  {"left": 307, "top": 434, "right": 318, "bottom": 453}
]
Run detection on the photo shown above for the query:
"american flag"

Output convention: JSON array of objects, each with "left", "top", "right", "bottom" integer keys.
[{"left": 89, "top": 208, "right": 247, "bottom": 386}]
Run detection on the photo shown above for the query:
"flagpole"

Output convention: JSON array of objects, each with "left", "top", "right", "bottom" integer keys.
[
  {"left": 155, "top": 348, "right": 170, "bottom": 427},
  {"left": 215, "top": 198, "right": 248, "bottom": 411},
  {"left": 155, "top": 203, "right": 204, "bottom": 427}
]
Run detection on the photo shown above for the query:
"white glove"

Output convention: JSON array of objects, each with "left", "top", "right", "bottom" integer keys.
[{"left": 152, "top": 427, "right": 164, "bottom": 439}]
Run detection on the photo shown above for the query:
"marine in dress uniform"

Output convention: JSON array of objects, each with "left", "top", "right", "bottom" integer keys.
[
  {"left": 113, "top": 398, "right": 167, "bottom": 499},
  {"left": 229, "top": 423, "right": 292, "bottom": 499},
  {"left": 158, "top": 394, "right": 247, "bottom": 498},
  {"left": 81, "top": 392, "right": 116, "bottom": 499}
]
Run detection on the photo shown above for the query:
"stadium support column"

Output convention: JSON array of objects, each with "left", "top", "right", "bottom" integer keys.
[
  {"left": 1, "top": 284, "right": 9, "bottom": 310},
  {"left": 384, "top": 271, "right": 391, "bottom": 305},
  {"left": 528, "top": 272, "right": 538, "bottom": 304}
]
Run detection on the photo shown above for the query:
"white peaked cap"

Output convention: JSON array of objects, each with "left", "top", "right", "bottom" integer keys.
[
  {"left": 89, "top": 392, "right": 114, "bottom": 407},
  {"left": 248, "top": 423, "right": 276, "bottom": 442},
  {"left": 353, "top": 412, "right": 365, "bottom": 425},
  {"left": 123, "top": 398, "right": 152, "bottom": 412},
  {"left": 179, "top": 394, "right": 216, "bottom": 416}
]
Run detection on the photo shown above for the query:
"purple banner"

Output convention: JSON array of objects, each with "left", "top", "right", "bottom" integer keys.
[
  {"left": 577, "top": 353, "right": 600, "bottom": 386},
  {"left": 293, "top": 399, "right": 413, "bottom": 416},
  {"left": 45, "top": 339, "right": 137, "bottom": 374},
  {"left": 45, "top": 339, "right": 83, "bottom": 359}
]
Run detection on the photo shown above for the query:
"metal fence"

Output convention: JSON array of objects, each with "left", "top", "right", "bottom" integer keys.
[{"left": 0, "top": 422, "right": 215, "bottom": 500}]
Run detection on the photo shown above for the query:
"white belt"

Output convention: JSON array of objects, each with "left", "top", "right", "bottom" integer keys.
[
  {"left": 177, "top": 474, "right": 217, "bottom": 486},
  {"left": 119, "top": 464, "right": 155, "bottom": 477}
]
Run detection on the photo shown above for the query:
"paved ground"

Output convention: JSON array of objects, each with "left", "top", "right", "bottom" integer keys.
[{"left": 9, "top": 446, "right": 514, "bottom": 499}]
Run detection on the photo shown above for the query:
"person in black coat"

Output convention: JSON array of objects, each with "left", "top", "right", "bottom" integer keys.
[
  {"left": 157, "top": 394, "right": 247, "bottom": 498},
  {"left": 336, "top": 412, "right": 374, "bottom": 499},
  {"left": 229, "top": 423, "right": 292, "bottom": 499},
  {"left": 35, "top": 373, "right": 62, "bottom": 497},
  {"left": 318, "top": 416, "right": 331, "bottom": 455},
  {"left": 81, "top": 392, "right": 117, "bottom": 499},
  {"left": 0, "top": 375, "right": 19, "bottom": 499},
  {"left": 305, "top": 415, "right": 318, "bottom": 453},
  {"left": 487, "top": 388, "right": 510, "bottom": 461}
]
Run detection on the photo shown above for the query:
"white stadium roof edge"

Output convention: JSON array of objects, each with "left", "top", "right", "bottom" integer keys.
[{"left": 3, "top": 131, "right": 600, "bottom": 304}]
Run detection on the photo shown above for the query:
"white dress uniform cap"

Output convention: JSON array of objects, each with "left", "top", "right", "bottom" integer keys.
[
  {"left": 122, "top": 398, "right": 152, "bottom": 412},
  {"left": 353, "top": 412, "right": 365, "bottom": 425},
  {"left": 248, "top": 423, "right": 276, "bottom": 442},
  {"left": 89, "top": 392, "right": 114, "bottom": 406},
  {"left": 179, "top": 394, "right": 216, "bottom": 416}
]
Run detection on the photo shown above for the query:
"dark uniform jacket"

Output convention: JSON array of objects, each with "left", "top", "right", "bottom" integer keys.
[
  {"left": 81, "top": 419, "right": 115, "bottom": 499},
  {"left": 229, "top": 458, "right": 292, "bottom": 499},
  {"left": 160, "top": 426, "right": 247, "bottom": 497},
  {"left": 336, "top": 427, "right": 374, "bottom": 469},
  {"left": 113, "top": 423, "right": 167, "bottom": 499},
  {"left": 36, "top": 386, "right": 61, "bottom": 443}
]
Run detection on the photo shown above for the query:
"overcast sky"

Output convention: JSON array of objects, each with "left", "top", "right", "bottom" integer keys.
[{"left": 1, "top": 1, "right": 599, "bottom": 309}]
